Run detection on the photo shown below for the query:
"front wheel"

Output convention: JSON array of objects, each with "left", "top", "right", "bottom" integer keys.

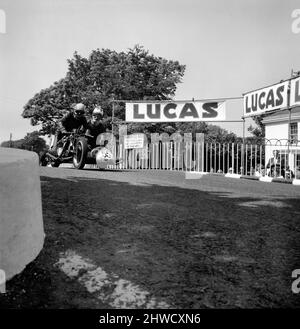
[
  {"left": 40, "top": 152, "right": 60, "bottom": 167},
  {"left": 39, "top": 151, "right": 48, "bottom": 166},
  {"left": 73, "top": 137, "right": 88, "bottom": 169},
  {"left": 50, "top": 159, "right": 60, "bottom": 167}
]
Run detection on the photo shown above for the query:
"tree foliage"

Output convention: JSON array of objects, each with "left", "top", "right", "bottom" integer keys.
[
  {"left": 247, "top": 115, "right": 265, "bottom": 141},
  {"left": 22, "top": 45, "right": 243, "bottom": 142},
  {"left": 1, "top": 131, "right": 47, "bottom": 154},
  {"left": 22, "top": 45, "right": 186, "bottom": 135},
  {"left": 205, "top": 125, "right": 239, "bottom": 143}
]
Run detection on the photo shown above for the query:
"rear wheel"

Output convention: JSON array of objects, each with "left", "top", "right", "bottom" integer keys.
[{"left": 73, "top": 137, "right": 88, "bottom": 169}]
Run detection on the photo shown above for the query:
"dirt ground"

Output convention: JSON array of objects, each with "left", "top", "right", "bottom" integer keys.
[{"left": 1, "top": 167, "right": 300, "bottom": 308}]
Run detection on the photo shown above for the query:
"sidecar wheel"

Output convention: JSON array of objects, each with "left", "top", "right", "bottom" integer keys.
[{"left": 73, "top": 137, "right": 88, "bottom": 169}]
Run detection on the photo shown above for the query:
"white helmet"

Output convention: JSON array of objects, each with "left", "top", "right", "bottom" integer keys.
[
  {"left": 91, "top": 106, "right": 103, "bottom": 124},
  {"left": 92, "top": 106, "right": 103, "bottom": 116}
]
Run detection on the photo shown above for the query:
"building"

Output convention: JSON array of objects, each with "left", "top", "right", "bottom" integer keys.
[{"left": 262, "top": 107, "right": 300, "bottom": 178}]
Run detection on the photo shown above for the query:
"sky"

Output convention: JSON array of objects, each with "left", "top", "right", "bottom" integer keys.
[{"left": 0, "top": 0, "right": 300, "bottom": 143}]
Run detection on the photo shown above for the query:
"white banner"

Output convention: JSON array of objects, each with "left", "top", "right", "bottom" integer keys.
[
  {"left": 125, "top": 101, "right": 226, "bottom": 122},
  {"left": 243, "top": 81, "right": 289, "bottom": 117},
  {"left": 124, "top": 134, "right": 144, "bottom": 149},
  {"left": 290, "top": 77, "right": 300, "bottom": 107}
]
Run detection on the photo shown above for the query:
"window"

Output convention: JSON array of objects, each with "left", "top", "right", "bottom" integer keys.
[
  {"left": 296, "top": 154, "right": 300, "bottom": 179},
  {"left": 296, "top": 154, "right": 300, "bottom": 168},
  {"left": 278, "top": 151, "right": 288, "bottom": 168},
  {"left": 290, "top": 122, "right": 298, "bottom": 143}
]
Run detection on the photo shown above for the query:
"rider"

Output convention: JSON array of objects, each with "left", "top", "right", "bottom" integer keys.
[
  {"left": 54, "top": 103, "right": 88, "bottom": 156},
  {"left": 60, "top": 103, "right": 88, "bottom": 134},
  {"left": 85, "top": 106, "right": 106, "bottom": 149}
]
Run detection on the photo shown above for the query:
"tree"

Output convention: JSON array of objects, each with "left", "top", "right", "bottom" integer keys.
[
  {"left": 0, "top": 131, "right": 47, "bottom": 154},
  {"left": 1, "top": 139, "right": 24, "bottom": 149},
  {"left": 22, "top": 45, "right": 186, "bottom": 135},
  {"left": 22, "top": 131, "right": 47, "bottom": 154},
  {"left": 247, "top": 115, "right": 265, "bottom": 142},
  {"left": 205, "top": 124, "right": 239, "bottom": 143}
]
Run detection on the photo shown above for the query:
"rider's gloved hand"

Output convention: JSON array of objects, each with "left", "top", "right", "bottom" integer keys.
[{"left": 84, "top": 129, "right": 93, "bottom": 139}]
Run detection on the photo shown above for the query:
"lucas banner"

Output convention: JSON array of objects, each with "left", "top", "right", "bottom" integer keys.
[
  {"left": 243, "top": 81, "right": 289, "bottom": 117},
  {"left": 290, "top": 76, "right": 300, "bottom": 107},
  {"left": 125, "top": 101, "right": 226, "bottom": 122}
]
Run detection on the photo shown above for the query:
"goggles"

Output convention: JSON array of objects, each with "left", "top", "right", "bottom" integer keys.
[
  {"left": 92, "top": 113, "right": 102, "bottom": 118},
  {"left": 75, "top": 110, "right": 84, "bottom": 115}
]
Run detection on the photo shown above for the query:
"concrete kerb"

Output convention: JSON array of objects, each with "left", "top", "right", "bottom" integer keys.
[
  {"left": 185, "top": 171, "right": 299, "bottom": 185},
  {"left": 0, "top": 147, "right": 45, "bottom": 282}
]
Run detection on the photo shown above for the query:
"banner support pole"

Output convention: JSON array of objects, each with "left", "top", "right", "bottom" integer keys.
[
  {"left": 112, "top": 98, "right": 115, "bottom": 136},
  {"left": 242, "top": 117, "right": 245, "bottom": 175},
  {"left": 287, "top": 69, "right": 293, "bottom": 158}
]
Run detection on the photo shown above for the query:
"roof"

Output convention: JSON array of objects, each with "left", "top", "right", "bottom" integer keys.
[{"left": 262, "top": 106, "right": 300, "bottom": 124}]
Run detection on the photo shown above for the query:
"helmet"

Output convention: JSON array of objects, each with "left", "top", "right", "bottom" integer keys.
[
  {"left": 91, "top": 106, "right": 103, "bottom": 124},
  {"left": 92, "top": 106, "right": 103, "bottom": 116},
  {"left": 73, "top": 103, "right": 86, "bottom": 115}
]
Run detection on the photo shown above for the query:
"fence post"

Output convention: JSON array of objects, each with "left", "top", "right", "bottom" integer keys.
[
  {"left": 118, "top": 124, "right": 127, "bottom": 169},
  {"left": 227, "top": 143, "right": 229, "bottom": 173},
  {"left": 196, "top": 133, "right": 204, "bottom": 172},
  {"left": 236, "top": 144, "right": 239, "bottom": 174},
  {"left": 250, "top": 144, "right": 253, "bottom": 175},
  {"left": 184, "top": 133, "right": 193, "bottom": 171},
  {"left": 232, "top": 143, "right": 235, "bottom": 173},
  {"left": 223, "top": 143, "right": 225, "bottom": 173},
  {"left": 241, "top": 143, "right": 244, "bottom": 175},
  {"left": 245, "top": 144, "right": 248, "bottom": 175}
]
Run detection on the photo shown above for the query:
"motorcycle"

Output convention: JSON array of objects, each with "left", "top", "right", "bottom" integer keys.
[{"left": 40, "top": 130, "right": 89, "bottom": 169}]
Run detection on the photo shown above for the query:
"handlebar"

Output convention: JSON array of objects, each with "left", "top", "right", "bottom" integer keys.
[{"left": 61, "top": 129, "right": 85, "bottom": 135}]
